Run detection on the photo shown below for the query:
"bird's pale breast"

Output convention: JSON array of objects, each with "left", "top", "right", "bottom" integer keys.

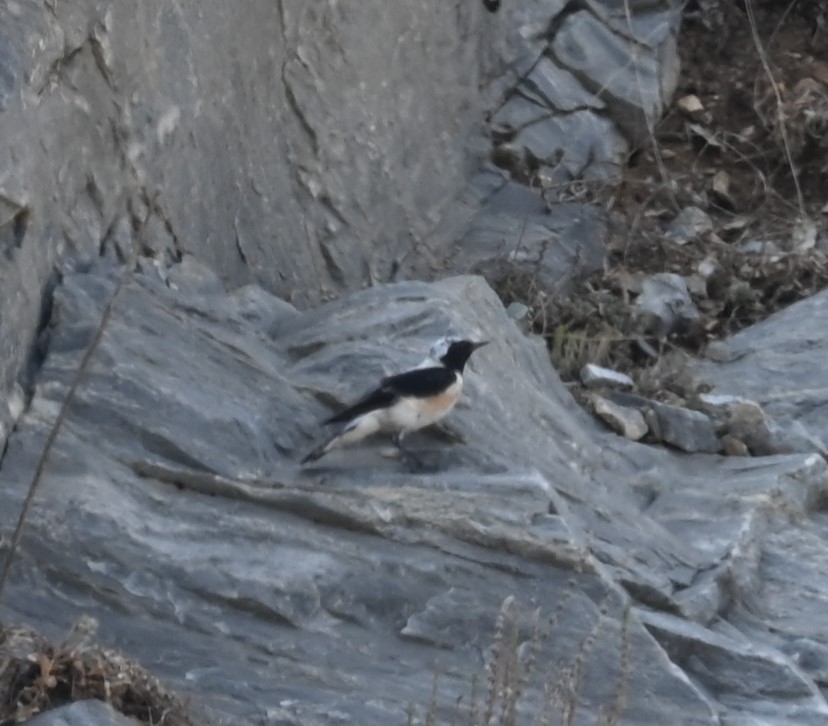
[{"left": 392, "top": 375, "right": 463, "bottom": 432}]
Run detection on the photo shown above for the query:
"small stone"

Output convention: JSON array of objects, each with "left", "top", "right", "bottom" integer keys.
[
  {"left": 591, "top": 394, "right": 648, "bottom": 440},
  {"left": 721, "top": 215, "right": 750, "bottom": 233},
  {"left": 677, "top": 94, "right": 704, "bottom": 116},
  {"left": 506, "top": 302, "right": 530, "bottom": 323},
  {"left": 792, "top": 217, "right": 817, "bottom": 251},
  {"left": 697, "top": 393, "right": 780, "bottom": 455},
  {"left": 739, "top": 239, "right": 780, "bottom": 256},
  {"left": 648, "top": 400, "right": 720, "bottom": 454},
  {"left": 697, "top": 392, "right": 752, "bottom": 425},
  {"left": 697, "top": 257, "right": 719, "bottom": 279},
  {"left": 686, "top": 274, "right": 707, "bottom": 297},
  {"left": 710, "top": 170, "right": 735, "bottom": 210},
  {"left": 580, "top": 364, "right": 634, "bottom": 390},
  {"left": 635, "top": 273, "right": 701, "bottom": 337},
  {"left": 666, "top": 206, "right": 714, "bottom": 245},
  {"left": 722, "top": 434, "right": 750, "bottom": 457},
  {"left": 739, "top": 124, "right": 757, "bottom": 140}
]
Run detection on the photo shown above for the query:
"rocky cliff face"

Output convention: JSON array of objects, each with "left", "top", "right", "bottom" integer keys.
[
  {"left": 0, "top": 0, "right": 490, "bottom": 413},
  {"left": 11, "top": 2, "right": 828, "bottom": 726},
  {"left": 4, "top": 262, "right": 828, "bottom": 725}
]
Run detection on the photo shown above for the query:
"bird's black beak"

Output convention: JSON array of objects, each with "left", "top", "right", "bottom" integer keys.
[{"left": 472, "top": 341, "right": 489, "bottom": 350}]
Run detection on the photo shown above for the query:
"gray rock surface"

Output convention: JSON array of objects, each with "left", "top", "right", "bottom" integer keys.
[
  {"left": 693, "top": 289, "right": 828, "bottom": 454},
  {"left": 0, "top": 0, "right": 486, "bottom": 415},
  {"left": 455, "top": 196, "right": 608, "bottom": 294},
  {"left": 0, "top": 0, "right": 684, "bottom": 427},
  {"left": 27, "top": 700, "right": 139, "bottom": 726},
  {"left": 16, "top": 2, "right": 827, "bottom": 725},
  {"left": 647, "top": 400, "right": 721, "bottom": 454},
  {"left": 2, "top": 264, "right": 828, "bottom": 725}
]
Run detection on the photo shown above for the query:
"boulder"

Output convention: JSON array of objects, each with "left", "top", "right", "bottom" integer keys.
[
  {"left": 692, "top": 288, "right": 828, "bottom": 455},
  {"left": 27, "top": 701, "right": 139, "bottom": 726},
  {"left": 2, "top": 264, "right": 828, "bottom": 724}
]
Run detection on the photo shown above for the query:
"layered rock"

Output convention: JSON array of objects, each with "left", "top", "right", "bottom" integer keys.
[{"left": 2, "top": 263, "right": 827, "bottom": 724}]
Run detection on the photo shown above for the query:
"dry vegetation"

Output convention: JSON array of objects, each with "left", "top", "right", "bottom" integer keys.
[
  {"left": 0, "top": 617, "right": 197, "bottom": 725},
  {"left": 496, "top": 0, "right": 828, "bottom": 392},
  {"left": 1, "top": 3, "right": 825, "bottom": 725},
  {"left": 408, "top": 590, "right": 633, "bottom": 726}
]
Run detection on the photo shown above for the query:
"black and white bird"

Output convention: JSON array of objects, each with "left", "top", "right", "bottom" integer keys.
[{"left": 301, "top": 338, "right": 488, "bottom": 464}]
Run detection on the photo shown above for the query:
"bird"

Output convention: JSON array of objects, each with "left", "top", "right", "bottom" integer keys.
[{"left": 301, "top": 338, "right": 488, "bottom": 464}]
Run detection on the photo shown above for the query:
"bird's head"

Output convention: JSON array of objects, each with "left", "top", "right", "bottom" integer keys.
[{"left": 438, "top": 339, "right": 488, "bottom": 372}]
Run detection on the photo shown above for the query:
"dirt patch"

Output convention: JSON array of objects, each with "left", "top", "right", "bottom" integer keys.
[
  {"left": 0, "top": 618, "right": 199, "bottom": 726},
  {"left": 497, "top": 1, "right": 828, "bottom": 398}
]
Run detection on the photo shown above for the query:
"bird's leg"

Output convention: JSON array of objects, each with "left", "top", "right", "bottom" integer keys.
[
  {"left": 393, "top": 431, "right": 426, "bottom": 471},
  {"left": 392, "top": 431, "right": 409, "bottom": 456},
  {"left": 426, "top": 422, "right": 467, "bottom": 446}
]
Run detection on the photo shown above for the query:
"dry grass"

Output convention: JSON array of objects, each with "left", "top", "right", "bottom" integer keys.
[
  {"left": 410, "top": 586, "right": 633, "bottom": 726},
  {"left": 489, "top": 0, "right": 828, "bottom": 394},
  {"left": 0, "top": 617, "right": 197, "bottom": 725}
]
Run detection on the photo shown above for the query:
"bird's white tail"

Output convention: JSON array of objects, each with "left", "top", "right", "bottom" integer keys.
[
  {"left": 301, "top": 413, "right": 381, "bottom": 464},
  {"left": 301, "top": 433, "right": 340, "bottom": 464}
]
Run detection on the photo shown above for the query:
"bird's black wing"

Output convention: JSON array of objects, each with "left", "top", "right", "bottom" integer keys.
[
  {"left": 323, "top": 386, "right": 398, "bottom": 425},
  {"left": 322, "top": 367, "right": 456, "bottom": 425},
  {"left": 382, "top": 367, "right": 457, "bottom": 398}
]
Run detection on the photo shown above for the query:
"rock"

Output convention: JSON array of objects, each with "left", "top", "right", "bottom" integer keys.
[
  {"left": 165, "top": 254, "right": 225, "bottom": 295},
  {"left": 2, "top": 265, "right": 828, "bottom": 724},
  {"left": 1, "top": 268, "right": 728, "bottom": 725},
  {"left": 710, "top": 170, "right": 735, "bottom": 210},
  {"left": 550, "top": 9, "right": 678, "bottom": 145},
  {"left": 739, "top": 239, "right": 782, "bottom": 256},
  {"left": 506, "top": 301, "right": 530, "bottom": 323},
  {"left": 635, "top": 273, "right": 702, "bottom": 337},
  {"left": 784, "top": 639, "right": 828, "bottom": 686},
  {"left": 692, "top": 288, "right": 828, "bottom": 454},
  {"left": 591, "top": 394, "right": 649, "bottom": 440},
  {"left": 26, "top": 701, "right": 138, "bottom": 726},
  {"left": 676, "top": 94, "right": 704, "bottom": 116},
  {"left": 490, "top": 96, "right": 553, "bottom": 137},
  {"left": 581, "top": 363, "right": 635, "bottom": 390},
  {"left": 704, "top": 340, "right": 736, "bottom": 362},
  {"left": 697, "top": 393, "right": 780, "bottom": 455},
  {"left": 520, "top": 56, "right": 606, "bottom": 112},
  {"left": 721, "top": 215, "right": 751, "bottom": 234},
  {"left": 0, "top": 0, "right": 491, "bottom": 408},
  {"left": 646, "top": 399, "right": 721, "bottom": 453},
  {"left": 696, "top": 255, "right": 726, "bottom": 295},
  {"left": 0, "top": 0, "right": 687, "bottom": 424},
  {"left": 666, "top": 206, "right": 714, "bottom": 245},
  {"left": 648, "top": 453, "right": 828, "bottom": 610},
  {"left": 5, "top": 2, "right": 826, "bottom": 723},
  {"left": 638, "top": 609, "right": 828, "bottom": 719},
  {"left": 457, "top": 201, "right": 607, "bottom": 295},
  {"left": 721, "top": 434, "right": 750, "bottom": 457},
  {"left": 792, "top": 217, "right": 818, "bottom": 251},
  {"left": 511, "top": 111, "right": 628, "bottom": 183}
]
